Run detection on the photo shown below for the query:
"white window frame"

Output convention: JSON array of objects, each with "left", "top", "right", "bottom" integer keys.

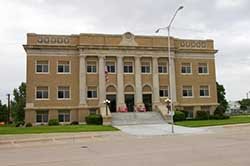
[
  {"left": 158, "top": 61, "right": 168, "bottom": 74},
  {"left": 35, "top": 86, "right": 49, "bottom": 100},
  {"left": 36, "top": 110, "right": 49, "bottom": 124},
  {"left": 57, "top": 60, "right": 71, "bottom": 74},
  {"left": 198, "top": 63, "right": 209, "bottom": 75},
  {"left": 57, "top": 86, "right": 71, "bottom": 100},
  {"left": 35, "top": 60, "right": 49, "bottom": 74},
  {"left": 159, "top": 86, "right": 169, "bottom": 97},
  {"left": 106, "top": 61, "right": 116, "bottom": 73},
  {"left": 87, "top": 87, "right": 98, "bottom": 99},
  {"left": 199, "top": 85, "right": 210, "bottom": 98},
  {"left": 182, "top": 86, "right": 193, "bottom": 98},
  {"left": 124, "top": 61, "right": 134, "bottom": 74},
  {"left": 87, "top": 61, "right": 97, "bottom": 73},
  {"left": 181, "top": 63, "right": 192, "bottom": 75},
  {"left": 141, "top": 61, "right": 151, "bottom": 74},
  {"left": 58, "top": 110, "right": 71, "bottom": 123}
]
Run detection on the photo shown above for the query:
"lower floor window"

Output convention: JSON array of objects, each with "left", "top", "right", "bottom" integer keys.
[
  {"left": 58, "top": 110, "right": 70, "bottom": 122},
  {"left": 36, "top": 110, "right": 48, "bottom": 123},
  {"left": 87, "top": 87, "right": 97, "bottom": 98}
]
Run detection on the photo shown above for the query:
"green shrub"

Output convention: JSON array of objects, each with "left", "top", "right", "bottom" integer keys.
[
  {"left": 85, "top": 114, "right": 103, "bottom": 125},
  {"left": 70, "top": 121, "right": 79, "bottom": 125},
  {"left": 15, "top": 121, "right": 25, "bottom": 127},
  {"left": 25, "top": 122, "right": 32, "bottom": 127},
  {"left": 196, "top": 111, "right": 209, "bottom": 120},
  {"left": 174, "top": 111, "right": 186, "bottom": 121},
  {"left": 180, "top": 110, "right": 188, "bottom": 118},
  {"left": 210, "top": 114, "right": 230, "bottom": 120},
  {"left": 48, "top": 119, "right": 59, "bottom": 126}
]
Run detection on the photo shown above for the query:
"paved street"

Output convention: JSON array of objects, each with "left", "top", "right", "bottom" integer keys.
[{"left": 1, "top": 125, "right": 250, "bottom": 166}]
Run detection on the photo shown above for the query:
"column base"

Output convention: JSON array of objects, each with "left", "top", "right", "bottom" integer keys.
[{"left": 135, "top": 103, "right": 146, "bottom": 112}]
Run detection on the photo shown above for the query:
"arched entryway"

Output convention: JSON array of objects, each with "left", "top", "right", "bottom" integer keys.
[
  {"left": 124, "top": 85, "right": 135, "bottom": 112},
  {"left": 142, "top": 84, "right": 152, "bottom": 112},
  {"left": 106, "top": 85, "right": 117, "bottom": 113}
]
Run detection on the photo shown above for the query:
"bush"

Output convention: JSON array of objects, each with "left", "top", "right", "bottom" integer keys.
[
  {"left": 48, "top": 119, "right": 59, "bottom": 126},
  {"left": 180, "top": 110, "right": 188, "bottom": 119},
  {"left": 70, "top": 121, "right": 79, "bottom": 125},
  {"left": 196, "top": 111, "right": 209, "bottom": 120},
  {"left": 174, "top": 111, "right": 186, "bottom": 121},
  {"left": 85, "top": 114, "right": 103, "bottom": 125},
  {"left": 15, "top": 121, "right": 25, "bottom": 127},
  {"left": 210, "top": 114, "right": 230, "bottom": 120},
  {"left": 25, "top": 122, "right": 32, "bottom": 127}
]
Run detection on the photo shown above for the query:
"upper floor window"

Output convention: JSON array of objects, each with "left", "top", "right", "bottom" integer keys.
[
  {"left": 36, "top": 60, "right": 49, "bottom": 73},
  {"left": 141, "top": 62, "right": 150, "bottom": 73},
  {"left": 198, "top": 63, "right": 208, "bottom": 74},
  {"left": 87, "top": 87, "right": 97, "bottom": 98},
  {"left": 58, "top": 110, "right": 70, "bottom": 122},
  {"left": 106, "top": 61, "right": 116, "bottom": 73},
  {"left": 87, "top": 61, "right": 97, "bottom": 73},
  {"left": 182, "top": 86, "right": 193, "bottom": 97},
  {"left": 36, "top": 86, "right": 49, "bottom": 99},
  {"left": 159, "top": 86, "right": 169, "bottom": 97},
  {"left": 158, "top": 62, "right": 168, "bottom": 73},
  {"left": 124, "top": 62, "right": 133, "bottom": 73},
  {"left": 58, "top": 86, "right": 70, "bottom": 99},
  {"left": 181, "top": 63, "right": 192, "bottom": 74},
  {"left": 200, "top": 85, "right": 209, "bottom": 97},
  {"left": 36, "top": 110, "right": 48, "bottom": 123},
  {"left": 57, "top": 61, "right": 70, "bottom": 73}
]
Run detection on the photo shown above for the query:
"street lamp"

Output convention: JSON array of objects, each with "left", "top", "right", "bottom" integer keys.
[
  {"left": 103, "top": 99, "right": 111, "bottom": 116},
  {"left": 156, "top": 6, "right": 184, "bottom": 134},
  {"left": 164, "top": 98, "right": 174, "bottom": 133}
]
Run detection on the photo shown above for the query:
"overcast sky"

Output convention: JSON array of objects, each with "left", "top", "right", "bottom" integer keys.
[{"left": 0, "top": 0, "right": 249, "bottom": 103}]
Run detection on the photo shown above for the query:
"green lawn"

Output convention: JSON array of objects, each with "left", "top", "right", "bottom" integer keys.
[
  {"left": 0, "top": 125, "right": 118, "bottom": 135},
  {"left": 175, "top": 115, "right": 250, "bottom": 127}
]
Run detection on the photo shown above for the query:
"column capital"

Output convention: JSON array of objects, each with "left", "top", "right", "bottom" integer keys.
[
  {"left": 98, "top": 55, "right": 106, "bottom": 59},
  {"left": 152, "top": 56, "right": 159, "bottom": 59}
]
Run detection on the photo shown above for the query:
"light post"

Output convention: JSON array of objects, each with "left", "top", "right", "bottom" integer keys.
[
  {"left": 156, "top": 6, "right": 184, "bottom": 134},
  {"left": 164, "top": 98, "right": 174, "bottom": 133},
  {"left": 103, "top": 99, "right": 111, "bottom": 116}
]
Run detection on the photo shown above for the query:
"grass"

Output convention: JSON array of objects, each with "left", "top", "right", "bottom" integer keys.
[
  {"left": 0, "top": 124, "right": 119, "bottom": 135},
  {"left": 175, "top": 115, "right": 250, "bottom": 127}
]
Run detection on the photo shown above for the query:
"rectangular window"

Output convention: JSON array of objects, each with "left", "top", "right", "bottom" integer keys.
[
  {"left": 58, "top": 110, "right": 70, "bottom": 122},
  {"left": 158, "top": 62, "right": 168, "bottom": 73},
  {"left": 58, "top": 86, "right": 70, "bottom": 99},
  {"left": 36, "top": 110, "right": 48, "bottom": 123},
  {"left": 124, "top": 62, "right": 133, "bottom": 73},
  {"left": 141, "top": 62, "right": 150, "bottom": 73},
  {"left": 159, "top": 86, "right": 169, "bottom": 97},
  {"left": 106, "top": 62, "right": 116, "bottom": 73},
  {"left": 181, "top": 63, "right": 192, "bottom": 74},
  {"left": 87, "top": 87, "right": 97, "bottom": 98},
  {"left": 87, "top": 61, "right": 97, "bottom": 73},
  {"left": 36, "top": 60, "right": 49, "bottom": 73},
  {"left": 36, "top": 86, "right": 49, "bottom": 99},
  {"left": 200, "top": 85, "right": 209, "bottom": 97},
  {"left": 182, "top": 86, "right": 193, "bottom": 97},
  {"left": 198, "top": 63, "right": 208, "bottom": 74},
  {"left": 57, "top": 61, "right": 70, "bottom": 73}
]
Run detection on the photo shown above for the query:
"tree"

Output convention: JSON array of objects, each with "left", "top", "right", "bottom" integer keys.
[
  {"left": 0, "top": 100, "right": 8, "bottom": 123},
  {"left": 11, "top": 82, "right": 26, "bottom": 124},
  {"left": 239, "top": 99, "right": 250, "bottom": 111},
  {"left": 215, "top": 82, "right": 228, "bottom": 114}
]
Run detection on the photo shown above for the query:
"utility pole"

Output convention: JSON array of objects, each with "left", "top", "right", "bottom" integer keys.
[{"left": 7, "top": 93, "right": 10, "bottom": 124}]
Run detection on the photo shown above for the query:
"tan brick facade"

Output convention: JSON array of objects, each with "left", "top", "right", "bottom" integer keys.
[{"left": 24, "top": 32, "right": 218, "bottom": 124}]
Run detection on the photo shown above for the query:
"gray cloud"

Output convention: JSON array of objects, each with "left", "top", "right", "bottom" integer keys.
[{"left": 0, "top": 0, "right": 249, "bottom": 103}]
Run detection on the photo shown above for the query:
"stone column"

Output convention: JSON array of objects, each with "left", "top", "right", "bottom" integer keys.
[
  {"left": 79, "top": 53, "right": 87, "bottom": 105},
  {"left": 169, "top": 55, "right": 177, "bottom": 103},
  {"left": 98, "top": 55, "right": 106, "bottom": 106},
  {"left": 117, "top": 56, "right": 125, "bottom": 108},
  {"left": 135, "top": 56, "right": 143, "bottom": 105},
  {"left": 152, "top": 57, "right": 160, "bottom": 105}
]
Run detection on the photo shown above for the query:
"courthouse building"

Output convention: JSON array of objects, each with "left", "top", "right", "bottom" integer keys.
[{"left": 24, "top": 32, "right": 218, "bottom": 124}]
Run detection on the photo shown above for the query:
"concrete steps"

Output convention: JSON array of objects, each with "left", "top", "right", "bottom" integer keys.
[{"left": 111, "top": 112, "right": 166, "bottom": 126}]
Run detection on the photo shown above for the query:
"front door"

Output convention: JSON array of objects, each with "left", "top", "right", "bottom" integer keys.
[
  {"left": 125, "top": 94, "right": 134, "bottom": 112},
  {"left": 143, "top": 94, "right": 152, "bottom": 112},
  {"left": 106, "top": 95, "right": 116, "bottom": 113}
]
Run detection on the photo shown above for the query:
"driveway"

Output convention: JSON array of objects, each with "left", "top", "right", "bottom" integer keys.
[{"left": 114, "top": 123, "right": 210, "bottom": 136}]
